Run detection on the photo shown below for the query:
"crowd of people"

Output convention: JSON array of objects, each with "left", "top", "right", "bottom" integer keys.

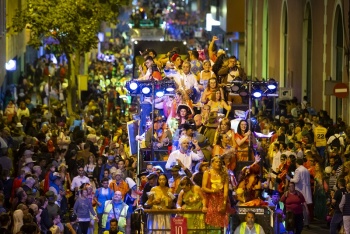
[{"left": 0, "top": 33, "right": 350, "bottom": 234}]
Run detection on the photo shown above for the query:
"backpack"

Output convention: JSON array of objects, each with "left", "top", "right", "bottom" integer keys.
[{"left": 330, "top": 135, "right": 342, "bottom": 149}]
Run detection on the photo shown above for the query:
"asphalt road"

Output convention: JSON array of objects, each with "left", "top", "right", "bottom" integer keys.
[{"left": 302, "top": 219, "right": 330, "bottom": 234}]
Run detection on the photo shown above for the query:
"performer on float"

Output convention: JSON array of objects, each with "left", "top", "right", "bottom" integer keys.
[
  {"left": 202, "top": 156, "right": 230, "bottom": 232},
  {"left": 235, "top": 119, "right": 257, "bottom": 161}
]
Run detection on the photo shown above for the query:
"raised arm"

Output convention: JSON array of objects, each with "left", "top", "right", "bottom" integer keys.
[
  {"left": 222, "top": 100, "right": 231, "bottom": 111},
  {"left": 208, "top": 36, "right": 219, "bottom": 60}
]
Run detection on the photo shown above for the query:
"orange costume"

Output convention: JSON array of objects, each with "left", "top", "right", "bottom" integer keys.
[
  {"left": 236, "top": 163, "right": 261, "bottom": 203},
  {"left": 235, "top": 133, "right": 253, "bottom": 161},
  {"left": 109, "top": 180, "right": 129, "bottom": 199}
]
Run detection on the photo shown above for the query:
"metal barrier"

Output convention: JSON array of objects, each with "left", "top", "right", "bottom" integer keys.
[
  {"left": 130, "top": 207, "right": 279, "bottom": 234},
  {"left": 142, "top": 209, "right": 224, "bottom": 233}
]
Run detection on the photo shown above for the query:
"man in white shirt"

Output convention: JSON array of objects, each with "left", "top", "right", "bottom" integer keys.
[
  {"left": 70, "top": 166, "right": 90, "bottom": 194},
  {"left": 327, "top": 131, "right": 345, "bottom": 153},
  {"left": 165, "top": 136, "right": 203, "bottom": 175},
  {"left": 166, "top": 61, "right": 200, "bottom": 103},
  {"left": 287, "top": 158, "right": 313, "bottom": 227},
  {"left": 271, "top": 143, "right": 281, "bottom": 178}
]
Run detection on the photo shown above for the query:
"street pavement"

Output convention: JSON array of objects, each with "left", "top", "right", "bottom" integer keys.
[{"left": 303, "top": 219, "right": 330, "bottom": 234}]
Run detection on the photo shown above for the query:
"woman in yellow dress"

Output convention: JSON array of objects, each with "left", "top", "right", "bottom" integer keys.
[
  {"left": 145, "top": 174, "right": 175, "bottom": 234},
  {"left": 176, "top": 176, "right": 207, "bottom": 233}
]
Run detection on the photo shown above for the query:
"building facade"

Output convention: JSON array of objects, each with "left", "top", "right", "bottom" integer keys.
[
  {"left": 209, "top": 0, "right": 350, "bottom": 123},
  {"left": 1, "top": 0, "right": 34, "bottom": 93},
  {"left": 245, "top": 0, "right": 350, "bottom": 123}
]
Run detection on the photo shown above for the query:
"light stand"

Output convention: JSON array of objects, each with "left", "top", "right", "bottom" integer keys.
[
  {"left": 248, "top": 80, "right": 252, "bottom": 158},
  {"left": 150, "top": 80, "right": 155, "bottom": 160}
]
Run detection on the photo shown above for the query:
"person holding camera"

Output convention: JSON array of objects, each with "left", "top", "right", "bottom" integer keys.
[
  {"left": 165, "top": 136, "right": 204, "bottom": 176},
  {"left": 218, "top": 55, "right": 245, "bottom": 105}
]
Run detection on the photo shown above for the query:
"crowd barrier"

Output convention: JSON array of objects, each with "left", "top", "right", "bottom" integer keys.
[
  {"left": 131, "top": 206, "right": 278, "bottom": 234},
  {"left": 143, "top": 209, "right": 224, "bottom": 233}
]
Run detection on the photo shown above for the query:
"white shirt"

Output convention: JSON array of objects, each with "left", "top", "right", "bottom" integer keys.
[
  {"left": 327, "top": 134, "right": 345, "bottom": 146},
  {"left": 176, "top": 72, "right": 199, "bottom": 92},
  {"left": 271, "top": 151, "right": 281, "bottom": 177},
  {"left": 70, "top": 175, "right": 90, "bottom": 191},
  {"left": 290, "top": 165, "right": 313, "bottom": 204},
  {"left": 166, "top": 70, "right": 199, "bottom": 92},
  {"left": 165, "top": 150, "right": 204, "bottom": 174},
  {"left": 100, "top": 187, "right": 110, "bottom": 195}
]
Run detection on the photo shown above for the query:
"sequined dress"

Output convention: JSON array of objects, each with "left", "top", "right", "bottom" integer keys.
[
  {"left": 147, "top": 187, "right": 175, "bottom": 234},
  {"left": 182, "top": 188, "right": 205, "bottom": 233},
  {"left": 205, "top": 173, "right": 229, "bottom": 229}
]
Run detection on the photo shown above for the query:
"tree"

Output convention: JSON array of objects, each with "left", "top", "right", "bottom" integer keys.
[{"left": 12, "top": 0, "right": 129, "bottom": 116}]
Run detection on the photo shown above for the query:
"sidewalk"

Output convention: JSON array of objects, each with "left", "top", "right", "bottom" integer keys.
[{"left": 303, "top": 219, "right": 329, "bottom": 234}]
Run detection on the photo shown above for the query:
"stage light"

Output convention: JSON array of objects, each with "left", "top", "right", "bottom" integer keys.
[
  {"left": 129, "top": 81, "right": 138, "bottom": 90},
  {"left": 5, "top": 60, "right": 16, "bottom": 71},
  {"left": 267, "top": 78, "right": 277, "bottom": 90},
  {"left": 251, "top": 81, "right": 267, "bottom": 98},
  {"left": 166, "top": 87, "right": 175, "bottom": 92},
  {"left": 238, "top": 82, "right": 248, "bottom": 96},
  {"left": 126, "top": 80, "right": 140, "bottom": 95},
  {"left": 162, "top": 77, "right": 176, "bottom": 94},
  {"left": 230, "top": 79, "right": 242, "bottom": 92},
  {"left": 156, "top": 90, "right": 164, "bottom": 97},
  {"left": 141, "top": 86, "right": 151, "bottom": 94},
  {"left": 125, "top": 79, "right": 176, "bottom": 96},
  {"left": 252, "top": 89, "right": 262, "bottom": 98}
]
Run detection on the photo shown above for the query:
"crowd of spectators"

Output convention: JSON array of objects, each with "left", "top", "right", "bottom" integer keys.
[{"left": 1, "top": 34, "right": 350, "bottom": 234}]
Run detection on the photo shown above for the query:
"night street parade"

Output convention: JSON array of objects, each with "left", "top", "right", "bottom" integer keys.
[{"left": 0, "top": 0, "right": 350, "bottom": 234}]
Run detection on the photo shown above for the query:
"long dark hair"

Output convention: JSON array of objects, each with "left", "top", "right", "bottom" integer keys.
[
  {"left": 179, "top": 176, "right": 194, "bottom": 187},
  {"left": 157, "top": 173, "right": 170, "bottom": 187},
  {"left": 237, "top": 120, "right": 249, "bottom": 135},
  {"left": 216, "top": 134, "right": 229, "bottom": 148}
]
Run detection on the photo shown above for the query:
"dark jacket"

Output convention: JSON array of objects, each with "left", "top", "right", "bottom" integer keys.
[
  {"left": 140, "top": 183, "right": 153, "bottom": 208},
  {"left": 40, "top": 207, "right": 53, "bottom": 233}
]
